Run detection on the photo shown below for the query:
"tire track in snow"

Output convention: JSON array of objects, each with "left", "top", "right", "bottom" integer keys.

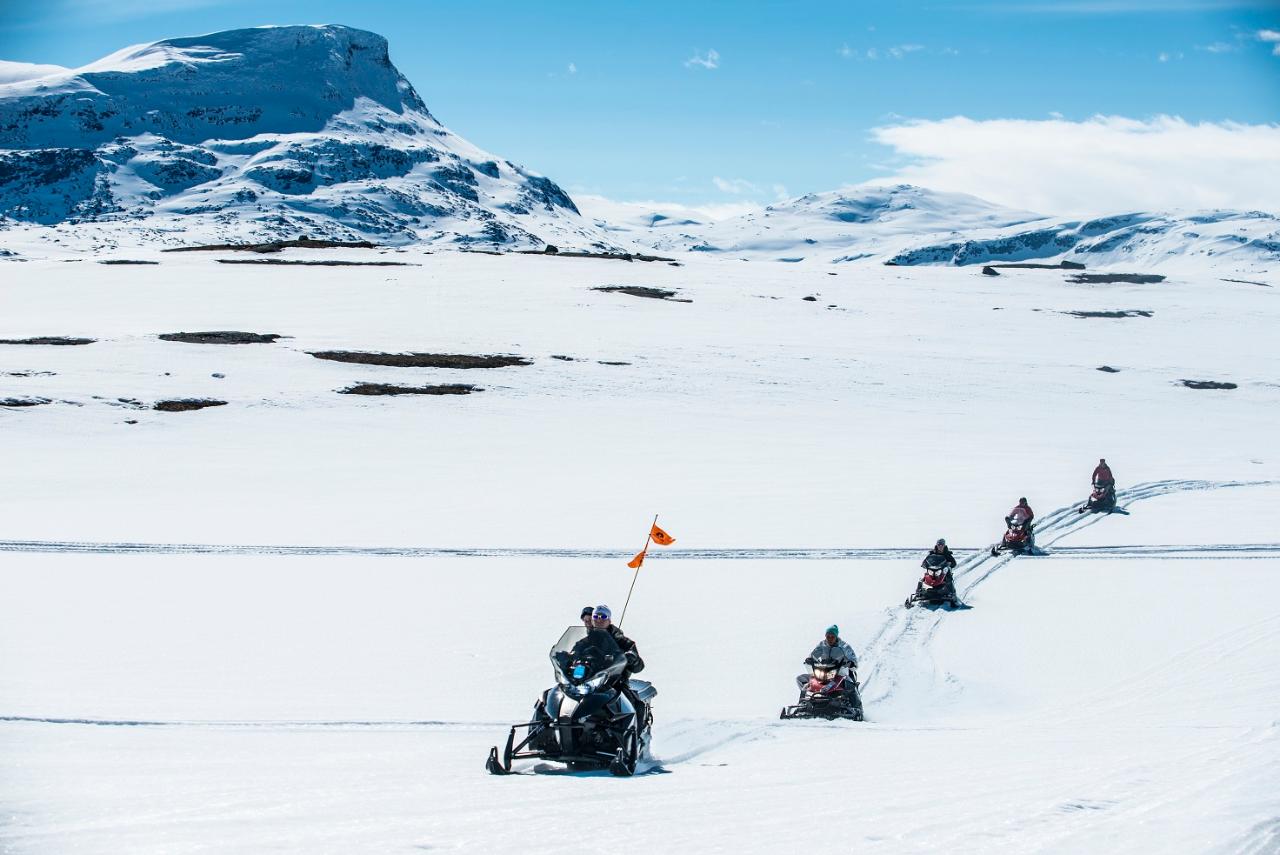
[{"left": 857, "top": 479, "right": 1275, "bottom": 710}]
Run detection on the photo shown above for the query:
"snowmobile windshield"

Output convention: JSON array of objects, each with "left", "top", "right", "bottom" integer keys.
[
  {"left": 549, "top": 626, "right": 627, "bottom": 687},
  {"left": 924, "top": 553, "right": 949, "bottom": 570},
  {"left": 812, "top": 659, "right": 841, "bottom": 681}
]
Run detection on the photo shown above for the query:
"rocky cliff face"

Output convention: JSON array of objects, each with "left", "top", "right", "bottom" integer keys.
[{"left": 0, "top": 26, "right": 610, "bottom": 249}]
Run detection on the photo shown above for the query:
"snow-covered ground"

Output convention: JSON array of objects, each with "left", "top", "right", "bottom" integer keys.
[{"left": 1, "top": 249, "right": 1277, "bottom": 853}]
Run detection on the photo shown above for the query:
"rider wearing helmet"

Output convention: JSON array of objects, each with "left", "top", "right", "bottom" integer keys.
[
  {"left": 590, "top": 605, "right": 649, "bottom": 726},
  {"left": 922, "top": 538, "right": 957, "bottom": 571}
]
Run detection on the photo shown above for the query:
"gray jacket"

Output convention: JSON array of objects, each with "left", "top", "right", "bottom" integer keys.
[{"left": 810, "top": 638, "right": 858, "bottom": 670}]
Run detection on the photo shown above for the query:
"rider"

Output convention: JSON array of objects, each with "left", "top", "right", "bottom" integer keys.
[
  {"left": 801, "top": 625, "right": 862, "bottom": 713},
  {"left": 590, "top": 605, "right": 649, "bottom": 725},
  {"left": 580, "top": 606, "right": 594, "bottom": 628},
  {"left": 919, "top": 538, "right": 958, "bottom": 598},
  {"left": 1006, "top": 497, "right": 1035, "bottom": 528},
  {"left": 1092, "top": 458, "right": 1115, "bottom": 490},
  {"left": 922, "top": 538, "right": 957, "bottom": 570}
]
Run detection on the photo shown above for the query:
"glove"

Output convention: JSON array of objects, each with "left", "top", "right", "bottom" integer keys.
[{"left": 804, "top": 657, "right": 815, "bottom": 666}]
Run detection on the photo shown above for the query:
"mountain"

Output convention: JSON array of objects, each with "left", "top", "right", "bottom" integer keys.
[
  {"left": 0, "top": 26, "right": 613, "bottom": 250},
  {"left": 620, "top": 183, "right": 1280, "bottom": 273},
  {"left": 627, "top": 185, "right": 1047, "bottom": 262}
]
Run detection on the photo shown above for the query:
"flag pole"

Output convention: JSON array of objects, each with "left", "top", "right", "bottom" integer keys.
[{"left": 618, "top": 514, "right": 657, "bottom": 629}]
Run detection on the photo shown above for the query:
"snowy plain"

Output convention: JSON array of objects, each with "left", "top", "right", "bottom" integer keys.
[{"left": 1, "top": 248, "right": 1278, "bottom": 854}]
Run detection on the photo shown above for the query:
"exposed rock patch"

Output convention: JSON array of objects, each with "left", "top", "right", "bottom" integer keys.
[
  {"left": 0, "top": 337, "right": 95, "bottom": 346},
  {"left": 340, "top": 383, "right": 480, "bottom": 396},
  {"left": 310, "top": 351, "right": 531, "bottom": 369},
  {"left": 165, "top": 238, "right": 380, "bottom": 254},
  {"left": 159, "top": 331, "right": 281, "bottom": 344},
  {"left": 1096, "top": 366, "right": 1121, "bottom": 373},
  {"left": 598, "top": 360, "right": 631, "bottom": 366},
  {"left": 982, "top": 266, "right": 1000, "bottom": 276},
  {"left": 1063, "top": 310, "right": 1153, "bottom": 319},
  {"left": 592, "top": 285, "right": 691, "bottom": 302},
  {"left": 1179, "top": 380, "right": 1237, "bottom": 390},
  {"left": 1068, "top": 273, "right": 1165, "bottom": 285},
  {"left": 0, "top": 397, "right": 50, "bottom": 407},
  {"left": 153, "top": 399, "right": 228, "bottom": 411},
  {"left": 216, "top": 259, "right": 415, "bottom": 267},
  {"left": 987, "top": 260, "right": 1086, "bottom": 270},
  {"left": 98, "top": 259, "right": 160, "bottom": 265}
]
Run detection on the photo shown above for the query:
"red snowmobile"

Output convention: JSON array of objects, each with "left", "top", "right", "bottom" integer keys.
[
  {"left": 1078, "top": 482, "right": 1117, "bottom": 514},
  {"left": 780, "top": 657, "right": 863, "bottom": 721},
  {"left": 992, "top": 513, "right": 1035, "bottom": 556},
  {"left": 905, "top": 552, "right": 962, "bottom": 609}
]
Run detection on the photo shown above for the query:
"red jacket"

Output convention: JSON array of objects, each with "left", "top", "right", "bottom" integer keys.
[
  {"left": 1092, "top": 464, "right": 1114, "bottom": 484},
  {"left": 1009, "top": 502, "right": 1034, "bottom": 524}
]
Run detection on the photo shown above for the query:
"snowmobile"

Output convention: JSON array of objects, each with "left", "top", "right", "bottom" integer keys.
[
  {"left": 905, "top": 552, "right": 962, "bottom": 609},
  {"left": 991, "top": 515, "right": 1035, "bottom": 556},
  {"left": 780, "top": 656, "right": 864, "bottom": 721},
  {"left": 486, "top": 626, "right": 656, "bottom": 777},
  {"left": 1078, "top": 481, "right": 1117, "bottom": 514}
]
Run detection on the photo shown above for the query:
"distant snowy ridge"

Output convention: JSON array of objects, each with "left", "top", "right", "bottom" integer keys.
[
  {"left": 615, "top": 184, "right": 1280, "bottom": 273},
  {"left": 0, "top": 26, "right": 617, "bottom": 250}
]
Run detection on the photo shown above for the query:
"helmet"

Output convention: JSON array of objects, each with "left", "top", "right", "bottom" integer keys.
[
  {"left": 936, "top": 538, "right": 946, "bottom": 546},
  {"left": 1019, "top": 497, "right": 1027, "bottom": 504},
  {"left": 592, "top": 604, "right": 612, "bottom": 620}
]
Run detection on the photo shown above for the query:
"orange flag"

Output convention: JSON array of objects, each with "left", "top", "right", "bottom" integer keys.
[
  {"left": 627, "top": 550, "right": 647, "bottom": 569},
  {"left": 650, "top": 524, "right": 676, "bottom": 546}
]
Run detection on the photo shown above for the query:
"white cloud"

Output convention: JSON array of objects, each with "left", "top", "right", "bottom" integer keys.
[
  {"left": 869, "top": 115, "right": 1280, "bottom": 216},
  {"left": 685, "top": 49, "right": 720, "bottom": 70},
  {"left": 567, "top": 62, "right": 577, "bottom": 74},
  {"left": 772, "top": 184, "right": 790, "bottom": 200},
  {"left": 1259, "top": 29, "right": 1280, "bottom": 55},
  {"left": 866, "top": 48, "right": 880, "bottom": 60},
  {"left": 839, "top": 43, "right": 853, "bottom": 58},
  {"left": 888, "top": 44, "right": 925, "bottom": 59},
  {"left": 713, "top": 176, "right": 760, "bottom": 194},
  {"left": 1200, "top": 41, "right": 1239, "bottom": 53},
  {"left": 574, "top": 194, "right": 761, "bottom": 224}
]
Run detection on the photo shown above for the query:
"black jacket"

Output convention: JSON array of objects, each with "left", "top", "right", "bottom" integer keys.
[
  {"left": 922, "top": 547, "right": 957, "bottom": 570},
  {"left": 606, "top": 624, "right": 645, "bottom": 674}
]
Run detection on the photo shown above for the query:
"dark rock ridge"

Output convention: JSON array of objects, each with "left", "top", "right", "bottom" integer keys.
[
  {"left": 153, "top": 399, "right": 228, "bottom": 411},
  {"left": 0, "top": 336, "right": 95, "bottom": 345},
  {"left": 339, "top": 383, "right": 480, "bottom": 396},
  {"left": 310, "top": 351, "right": 531, "bottom": 368},
  {"left": 159, "top": 331, "right": 281, "bottom": 344}
]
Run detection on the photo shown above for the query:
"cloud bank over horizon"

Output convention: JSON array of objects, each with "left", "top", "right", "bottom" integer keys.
[{"left": 868, "top": 115, "right": 1280, "bottom": 217}]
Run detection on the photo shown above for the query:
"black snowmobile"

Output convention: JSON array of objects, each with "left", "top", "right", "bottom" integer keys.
[
  {"left": 780, "top": 656, "right": 863, "bottom": 722},
  {"left": 486, "top": 626, "right": 656, "bottom": 777},
  {"left": 1078, "top": 481, "right": 1117, "bottom": 514},
  {"left": 905, "top": 552, "right": 962, "bottom": 609}
]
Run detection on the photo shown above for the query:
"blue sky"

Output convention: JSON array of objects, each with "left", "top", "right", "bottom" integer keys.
[{"left": 2, "top": 0, "right": 1278, "bottom": 211}]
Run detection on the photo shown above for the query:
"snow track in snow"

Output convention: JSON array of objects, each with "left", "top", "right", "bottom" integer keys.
[{"left": 857, "top": 479, "right": 1272, "bottom": 709}]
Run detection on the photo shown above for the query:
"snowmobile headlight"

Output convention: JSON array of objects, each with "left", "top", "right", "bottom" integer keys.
[{"left": 814, "top": 665, "right": 837, "bottom": 682}]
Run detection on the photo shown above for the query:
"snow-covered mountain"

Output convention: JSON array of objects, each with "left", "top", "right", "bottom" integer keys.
[
  {"left": 622, "top": 183, "right": 1280, "bottom": 273},
  {"left": 0, "top": 26, "right": 613, "bottom": 250},
  {"left": 629, "top": 185, "right": 1047, "bottom": 262}
]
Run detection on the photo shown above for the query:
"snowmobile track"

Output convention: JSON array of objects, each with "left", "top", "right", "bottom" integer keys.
[{"left": 857, "top": 479, "right": 1274, "bottom": 708}]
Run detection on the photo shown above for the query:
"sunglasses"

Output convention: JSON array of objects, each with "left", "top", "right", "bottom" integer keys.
[{"left": 591, "top": 614, "right": 610, "bottom": 621}]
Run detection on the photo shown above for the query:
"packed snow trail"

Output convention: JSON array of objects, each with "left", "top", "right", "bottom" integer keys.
[{"left": 857, "top": 479, "right": 1269, "bottom": 708}]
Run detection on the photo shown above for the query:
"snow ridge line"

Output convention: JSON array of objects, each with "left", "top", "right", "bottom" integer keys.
[
  {"left": 857, "top": 479, "right": 1273, "bottom": 706},
  {"left": 0, "top": 541, "right": 1276, "bottom": 560},
  {"left": 0, "top": 715, "right": 505, "bottom": 730}
]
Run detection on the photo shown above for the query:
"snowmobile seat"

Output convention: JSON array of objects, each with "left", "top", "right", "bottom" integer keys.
[{"left": 627, "top": 679, "right": 657, "bottom": 703}]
